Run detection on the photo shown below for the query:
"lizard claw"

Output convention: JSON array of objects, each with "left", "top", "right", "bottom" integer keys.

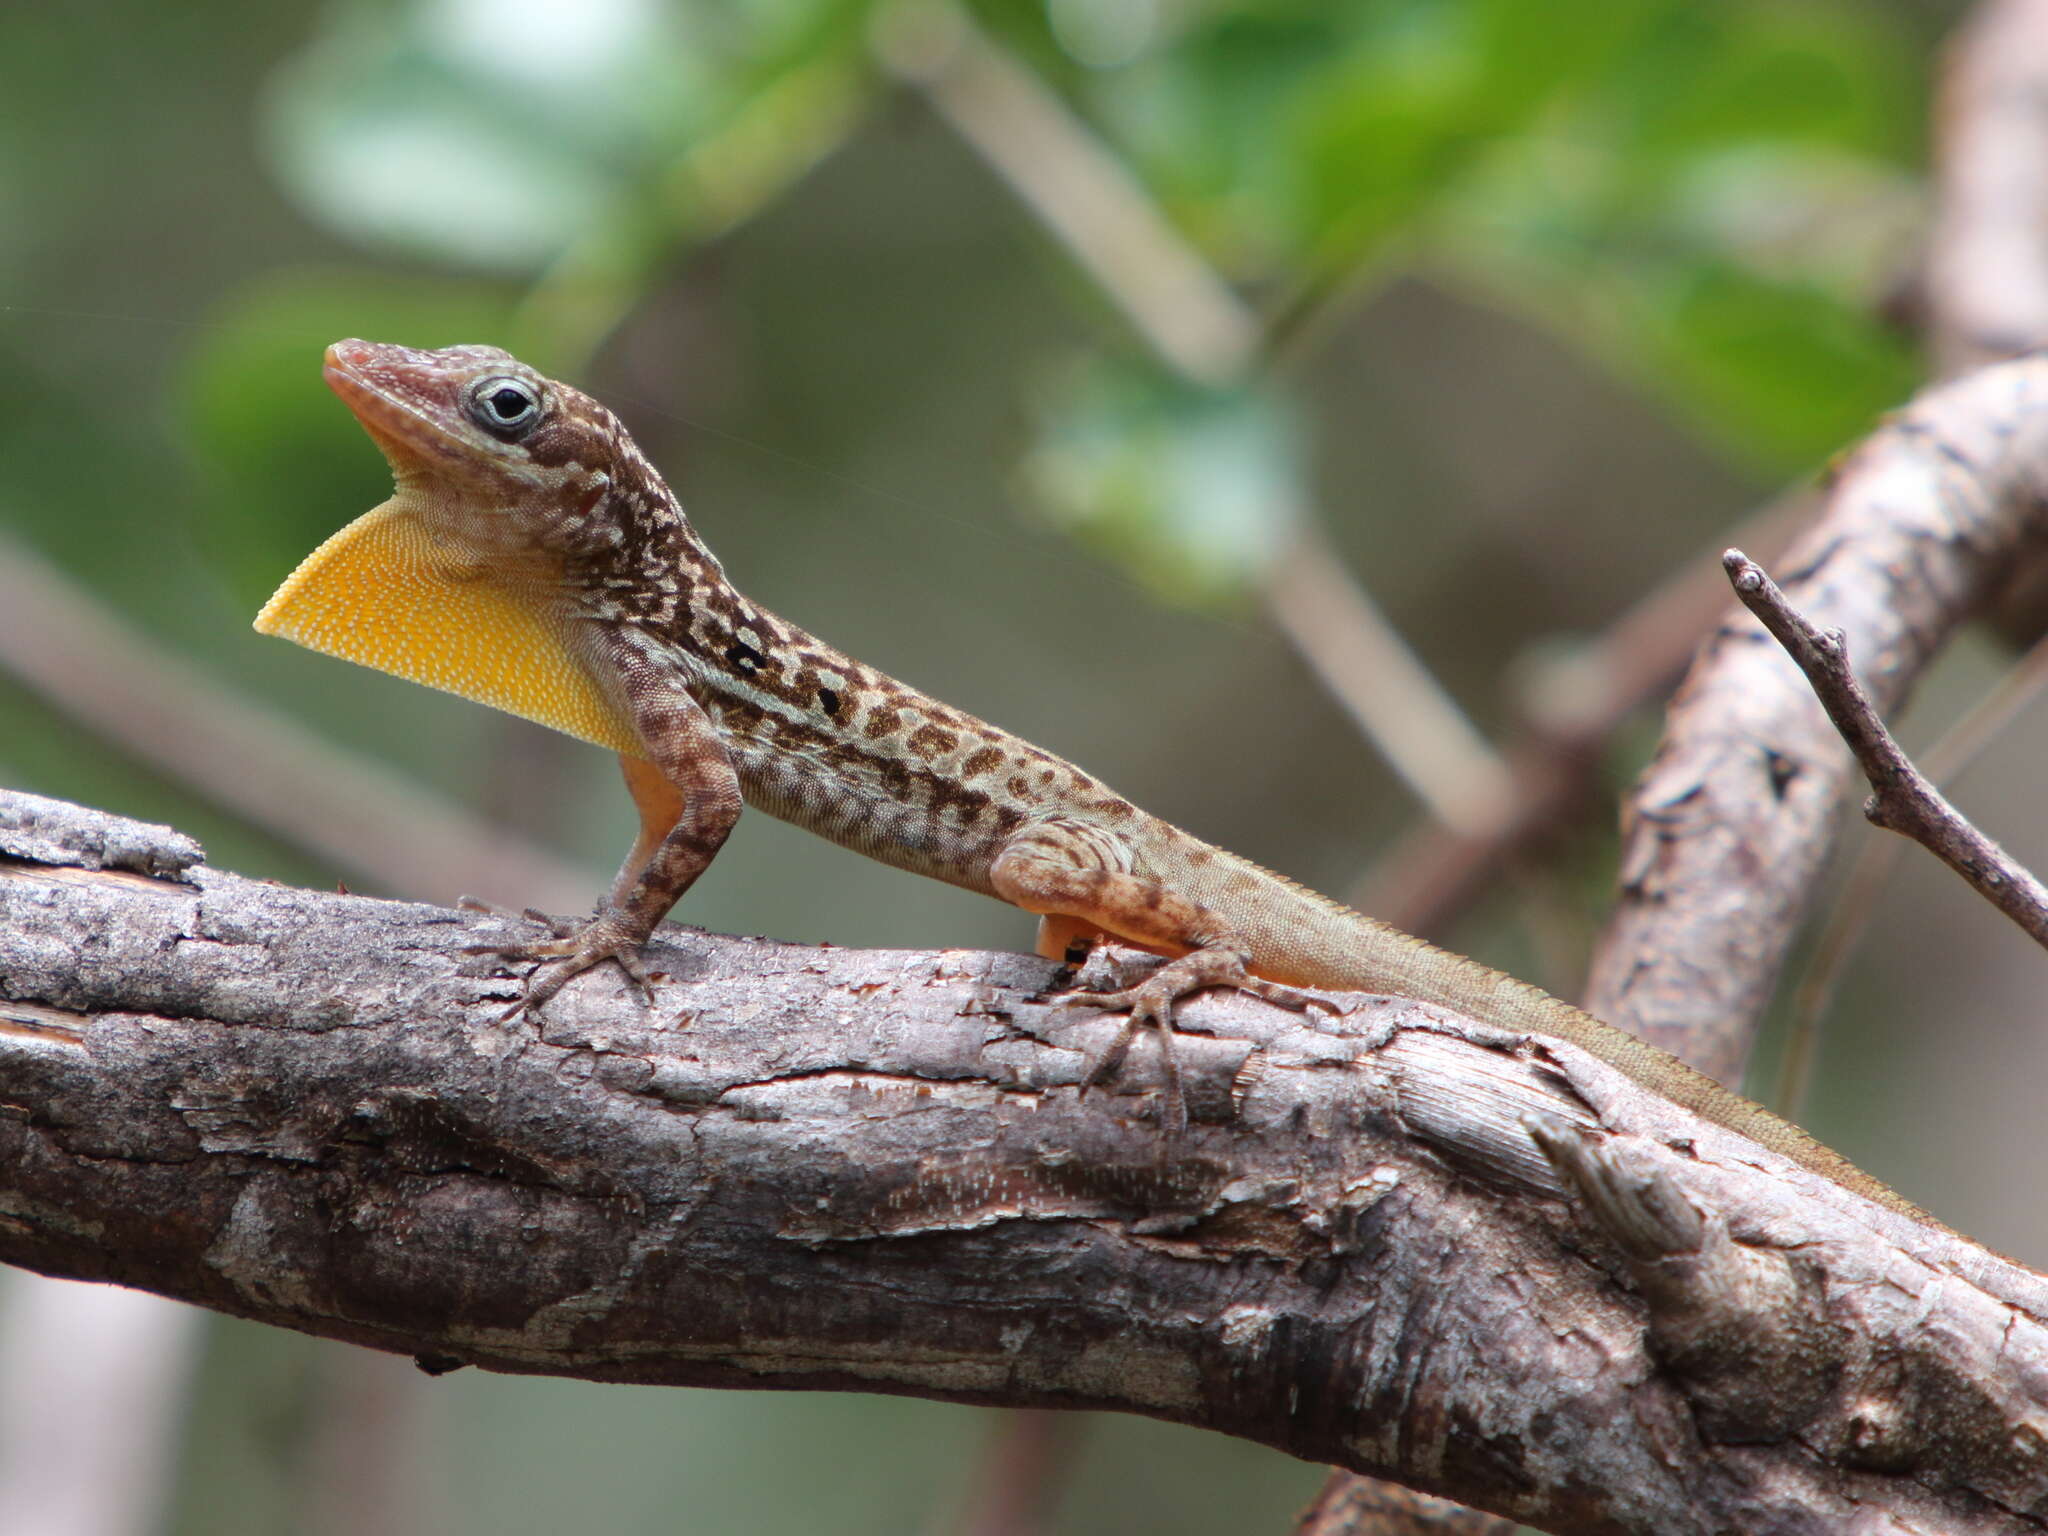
[
  {"left": 504, "top": 938, "right": 655, "bottom": 1022},
  {"left": 463, "top": 905, "right": 656, "bottom": 1022},
  {"left": 1060, "top": 977, "right": 1190, "bottom": 1136},
  {"left": 1056, "top": 951, "right": 1340, "bottom": 1134}
]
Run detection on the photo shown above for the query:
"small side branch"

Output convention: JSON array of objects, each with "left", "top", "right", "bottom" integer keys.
[{"left": 1724, "top": 549, "right": 2048, "bottom": 949}]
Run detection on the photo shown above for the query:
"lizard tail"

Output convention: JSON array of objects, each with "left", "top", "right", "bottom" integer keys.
[{"left": 1177, "top": 841, "right": 1932, "bottom": 1224}]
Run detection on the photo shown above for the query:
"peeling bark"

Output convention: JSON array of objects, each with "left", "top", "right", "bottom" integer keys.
[{"left": 4, "top": 789, "right": 2048, "bottom": 1533}]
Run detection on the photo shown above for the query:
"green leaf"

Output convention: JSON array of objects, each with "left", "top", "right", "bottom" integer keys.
[
  {"left": 1604, "top": 2, "right": 1918, "bottom": 168},
  {"left": 1091, "top": 0, "right": 1647, "bottom": 274},
  {"left": 1425, "top": 0, "right": 1922, "bottom": 469},
  {"left": 1627, "top": 260, "right": 1917, "bottom": 468},
  {"left": 1292, "top": 0, "right": 1644, "bottom": 250}
]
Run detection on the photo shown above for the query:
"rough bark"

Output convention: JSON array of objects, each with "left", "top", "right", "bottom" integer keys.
[{"left": 5, "top": 789, "right": 2048, "bottom": 1534}]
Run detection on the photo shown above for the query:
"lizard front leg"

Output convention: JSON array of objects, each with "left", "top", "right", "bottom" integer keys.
[
  {"left": 991, "top": 824, "right": 1333, "bottom": 1131},
  {"left": 478, "top": 645, "right": 741, "bottom": 1019}
]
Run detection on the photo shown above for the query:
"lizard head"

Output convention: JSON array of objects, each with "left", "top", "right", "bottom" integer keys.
[
  {"left": 322, "top": 339, "right": 624, "bottom": 538},
  {"left": 250, "top": 340, "right": 648, "bottom": 756}
]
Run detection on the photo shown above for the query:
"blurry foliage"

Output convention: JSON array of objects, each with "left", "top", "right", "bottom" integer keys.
[
  {"left": 224, "top": 0, "right": 1922, "bottom": 613},
  {"left": 267, "top": 0, "right": 868, "bottom": 274},
  {"left": 1020, "top": 360, "right": 1303, "bottom": 604},
  {"left": 265, "top": 0, "right": 871, "bottom": 372}
]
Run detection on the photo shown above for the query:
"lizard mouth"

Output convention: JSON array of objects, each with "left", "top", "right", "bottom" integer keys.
[{"left": 323, "top": 340, "right": 471, "bottom": 472}]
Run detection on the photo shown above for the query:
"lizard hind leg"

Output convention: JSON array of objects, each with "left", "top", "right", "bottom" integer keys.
[{"left": 993, "top": 832, "right": 1335, "bottom": 1133}]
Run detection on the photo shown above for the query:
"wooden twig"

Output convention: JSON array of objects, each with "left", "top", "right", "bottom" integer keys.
[
  {"left": 1355, "top": 488, "right": 1814, "bottom": 935},
  {"left": 1725, "top": 549, "right": 2048, "bottom": 949},
  {"left": 1265, "top": 524, "right": 1514, "bottom": 839},
  {"left": 1776, "top": 626, "right": 2048, "bottom": 1117},
  {"left": 944, "top": 1410, "right": 1076, "bottom": 1536},
  {"left": 872, "top": 0, "right": 1252, "bottom": 385}
]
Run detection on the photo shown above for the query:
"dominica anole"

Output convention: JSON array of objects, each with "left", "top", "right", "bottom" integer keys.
[{"left": 256, "top": 339, "right": 1924, "bottom": 1220}]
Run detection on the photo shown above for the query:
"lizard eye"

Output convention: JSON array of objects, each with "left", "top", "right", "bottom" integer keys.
[{"left": 468, "top": 376, "right": 542, "bottom": 439}]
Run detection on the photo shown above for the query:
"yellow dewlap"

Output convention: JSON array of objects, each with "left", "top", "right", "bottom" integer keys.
[{"left": 255, "top": 499, "right": 641, "bottom": 757}]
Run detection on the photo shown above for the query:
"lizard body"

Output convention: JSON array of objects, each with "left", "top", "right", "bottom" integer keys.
[{"left": 257, "top": 339, "right": 1922, "bottom": 1221}]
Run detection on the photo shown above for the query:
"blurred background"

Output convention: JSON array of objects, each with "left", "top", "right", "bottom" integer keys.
[{"left": 3, "top": 0, "right": 2038, "bottom": 1531}]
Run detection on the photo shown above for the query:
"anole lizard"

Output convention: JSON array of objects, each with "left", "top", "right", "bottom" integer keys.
[{"left": 257, "top": 338, "right": 1924, "bottom": 1221}]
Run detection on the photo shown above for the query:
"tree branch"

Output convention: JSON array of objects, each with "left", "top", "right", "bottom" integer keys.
[
  {"left": 6, "top": 788, "right": 2048, "bottom": 1534},
  {"left": 1581, "top": 353, "right": 2048, "bottom": 1083},
  {"left": 1777, "top": 624, "right": 2048, "bottom": 1118}
]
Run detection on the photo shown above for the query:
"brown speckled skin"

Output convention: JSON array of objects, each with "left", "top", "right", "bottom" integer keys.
[{"left": 311, "top": 339, "right": 1933, "bottom": 1203}]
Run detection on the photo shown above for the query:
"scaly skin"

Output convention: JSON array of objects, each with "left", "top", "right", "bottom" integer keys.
[{"left": 256, "top": 339, "right": 1925, "bottom": 1218}]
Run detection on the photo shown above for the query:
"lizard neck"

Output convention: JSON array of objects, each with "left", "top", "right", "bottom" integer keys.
[{"left": 553, "top": 434, "right": 728, "bottom": 638}]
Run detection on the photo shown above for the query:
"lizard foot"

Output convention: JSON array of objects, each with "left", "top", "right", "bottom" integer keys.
[
  {"left": 462, "top": 906, "right": 655, "bottom": 1022},
  {"left": 1058, "top": 949, "right": 1337, "bottom": 1134}
]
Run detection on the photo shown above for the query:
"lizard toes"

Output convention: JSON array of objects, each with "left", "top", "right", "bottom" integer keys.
[
  {"left": 1080, "top": 1013, "right": 1139, "bottom": 1088},
  {"left": 518, "top": 955, "right": 586, "bottom": 1014},
  {"left": 466, "top": 905, "right": 658, "bottom": 1022},
  {"left": 464, "top": 935, "right": 579, "bottom": 963},
  {"left": 1074, "top": 990, "right": 1188, "bottom": 1128},
  {"left": 490, "top": 948, "right": 607, "bottom": 1024},
  {"left": 611, "top": 943, "right": 656, "bottom": 1004},
  {"left": 1053, "top": 986, "right": 1147, "bottom": 1013}
]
